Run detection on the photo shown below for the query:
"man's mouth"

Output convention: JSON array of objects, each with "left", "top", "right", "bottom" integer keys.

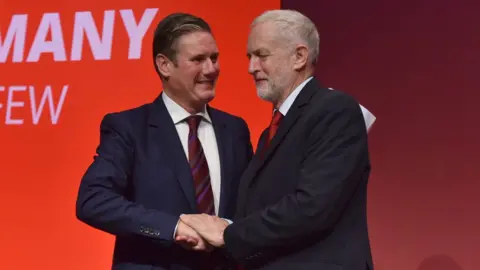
[{"left": 197, "top": 80, "right": 214, "bottom": 84}]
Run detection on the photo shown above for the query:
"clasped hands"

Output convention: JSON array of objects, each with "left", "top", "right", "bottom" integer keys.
[{"left": 174, "top": 214, "right": 229, "bottom": 252}]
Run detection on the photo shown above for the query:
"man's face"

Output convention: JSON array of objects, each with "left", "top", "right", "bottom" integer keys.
[
  {"left": 167, "top": 31, "right": 220, "bottom": 106},
  {"left": 247, "top": 22, "right": 295, "bottom": 104}
]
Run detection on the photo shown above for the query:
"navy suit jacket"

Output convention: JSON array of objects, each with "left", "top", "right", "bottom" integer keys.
[{"left": 76, "top": 93, "right": 253, "bottom": 270}]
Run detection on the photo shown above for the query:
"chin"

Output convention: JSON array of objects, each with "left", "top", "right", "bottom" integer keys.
[
  {"left": 196, "top": 89, "right": 216, "bottom": 104},
  {"left": 257, "top": 88, "right": 274, "bottom": 102}
]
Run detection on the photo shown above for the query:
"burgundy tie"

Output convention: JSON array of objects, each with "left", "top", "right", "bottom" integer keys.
[
  {"left": 267, "top": 111, "right": 283, "bottom": 142},
  {"left": 186, "top": 115, "right": 214, "bottom": 215},
  {"left": 265, "top": 111, "right": 283, "bottom": 148}
]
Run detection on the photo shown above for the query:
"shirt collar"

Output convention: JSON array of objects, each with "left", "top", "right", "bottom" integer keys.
[
  {"left": 162, "top": 91, "right": 212, "bottom": 124},
  {"left": 277, "top": 76, "right": 313, "bottom": 116}
]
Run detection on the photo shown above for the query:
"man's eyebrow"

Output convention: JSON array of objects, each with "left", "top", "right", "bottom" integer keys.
[{"left": 247, "top": 49, "right": 270, "bottom": 57}]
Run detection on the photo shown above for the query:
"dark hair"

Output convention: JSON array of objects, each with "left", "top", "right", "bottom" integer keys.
[{"left": 152, "top": 13, "right": 212, "bottom": 78}]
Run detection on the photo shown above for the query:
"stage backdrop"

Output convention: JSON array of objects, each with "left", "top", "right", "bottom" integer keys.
[
  {"left": 281, "top": 0, "right": 480, "bottom": 270},
  {"left": 0, "top": 0, "right": 278, "bottom": 269}
]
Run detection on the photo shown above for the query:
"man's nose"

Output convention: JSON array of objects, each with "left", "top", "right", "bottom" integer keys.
[
  {"left": 248, "top": 57, "right": 259, "bottom": 74},
  {"left": 203, "top": 58, "right": 218, "bottom": 75}
]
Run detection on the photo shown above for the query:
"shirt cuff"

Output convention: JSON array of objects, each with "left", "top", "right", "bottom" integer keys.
[{"left": 173, "top": 218, "right": 180, "bottom": 238}]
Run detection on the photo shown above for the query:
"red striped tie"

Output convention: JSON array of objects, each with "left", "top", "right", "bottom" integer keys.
[{"left": 186, "top": 115, "right": 215, "bottom": 215}]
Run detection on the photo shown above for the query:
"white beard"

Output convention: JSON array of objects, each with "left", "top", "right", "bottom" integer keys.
[{"left": 256, "top": 80, "right": 280, "bottom": 103}]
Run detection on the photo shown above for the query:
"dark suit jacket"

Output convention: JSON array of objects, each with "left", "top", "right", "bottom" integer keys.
[
  {"left": 223, "top": 78, "right": 373, "bottom": 270},
  {"left": 76, "top": 93, "right": 253, "bottom": 270}
]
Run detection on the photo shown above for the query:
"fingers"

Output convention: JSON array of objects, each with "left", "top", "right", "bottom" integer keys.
[
  {"left": 176, "top": 214, "right": 227, "bottom": 249},
  {"left": 177, "top": 237, "right": 213, "bottom": 252},
  {"left": 175, "top": 219, "right": 201, "bottom": 239},
  {"left": 179, "top": 214, "right": 198, "bottom": 227},
  {"left": 174, "top": 218, "right": 213, "bottom": 252},
  {"left": 194, "top": 243, "right": 213, "bottom": 252},
  {"left": 175, "top": 235, "right": 198, "bottom": 245},
  {"left": 176, "top": 236, "right": 206, "bottom": 251},
  {"left": 180, "top": 214, "right": 212, "bottom": 231}
]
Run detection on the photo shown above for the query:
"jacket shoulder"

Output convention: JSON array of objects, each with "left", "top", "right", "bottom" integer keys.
[
  {"left": 209, "top": 107, "right": 248, "bottom": 126},
  {"left": 99, "top": 102, "right": 153, "bottom": 135}
]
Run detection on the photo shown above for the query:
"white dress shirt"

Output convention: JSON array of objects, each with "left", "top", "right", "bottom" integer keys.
[
  {"left": 278, "top": 77, "right": 376, "bottom": 132},
  {"left": 162, "top": 92, "right": 221, "bottom": 215}
]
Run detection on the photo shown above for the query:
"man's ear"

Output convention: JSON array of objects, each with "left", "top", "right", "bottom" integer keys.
[
  {"left": 155, "top": 54, "right": 173, "bottom": 79},
  {"left": 292, "top": 44, "right": 309, "bottom": 71}
]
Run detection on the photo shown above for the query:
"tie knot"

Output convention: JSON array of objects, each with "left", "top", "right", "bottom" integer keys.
[
  {"left": 270, "top": 111, "right": 283, "bottom": 127},
  {"left": 186, "top": 115, "right": 203, "bottom": 132}
]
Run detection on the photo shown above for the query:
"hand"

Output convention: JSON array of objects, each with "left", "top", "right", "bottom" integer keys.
[
  {"left": 175, "top": 220, "right": 213, "bottom": 252},
  {"left": 180, "top": 214, "right": 228, "bottom": 247}
]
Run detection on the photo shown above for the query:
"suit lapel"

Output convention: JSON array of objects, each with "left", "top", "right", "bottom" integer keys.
[
  {"left": 256, "top": 128, "right": 269, "bottom": 153},
  {"left": 242, "top": 79, "right": 326, "bottom": 192},
  {"left": 148, "top": 94, "right": 197, "bottom": 212},
  {"left": 208, "top": 107, "right": 233, "bottom": 217}
]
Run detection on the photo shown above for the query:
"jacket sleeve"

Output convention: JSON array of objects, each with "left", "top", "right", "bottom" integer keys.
[{"left": 76, "top": 113, "right": 178, "bottom": 246}]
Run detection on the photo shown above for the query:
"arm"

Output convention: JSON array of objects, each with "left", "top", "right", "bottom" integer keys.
[
  {"left": 76, "top": 113, "right": 178, "bottom": 245},
  {"left": 223, "top": 94, "right": 370, "bottom": 262}
]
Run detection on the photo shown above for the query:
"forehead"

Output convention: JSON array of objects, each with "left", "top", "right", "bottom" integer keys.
[
  {"left": 247, "top": 22, "right": 280, "bottom": 52},
  {"left": 176, "top": 31, "right": 218, "bottom": 55}
]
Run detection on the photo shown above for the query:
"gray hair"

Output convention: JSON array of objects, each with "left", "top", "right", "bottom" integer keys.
[{"left": 252, "top": 9, "right": 320, "bottom": 65}]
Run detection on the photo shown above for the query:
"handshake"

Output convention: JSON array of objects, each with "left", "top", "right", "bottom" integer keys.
[{"left": 174, "top": 214, "right": 230, "bottom": 252}]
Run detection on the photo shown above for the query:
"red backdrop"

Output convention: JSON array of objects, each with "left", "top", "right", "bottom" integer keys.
[
  {"left": 0, "top": 0, "right": 278, "bottom": 269},
  {"left": 281, "top": 0, "right": 480, "bottom": 269},
  {"left": 2, "top": 0, "right": 478, "bottom": 269}
]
